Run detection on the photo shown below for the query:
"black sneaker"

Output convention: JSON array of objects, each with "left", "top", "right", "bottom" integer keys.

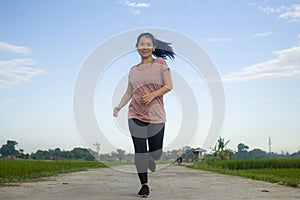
[
  {"left": 137, "top": 185, "right": 150, "bottom": 198},
  {"left": 148, "top": 158, "right": 156, "bottom": 172}
]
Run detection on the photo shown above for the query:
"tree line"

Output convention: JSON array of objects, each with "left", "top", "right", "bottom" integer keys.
[
  {"left": 0, "top": 140, "right": 94, "bottom": 161},
  {"left": 0, "top": 140, "right": 185, "bottom": 162},
  {"left": 209, "top": 137, "right": 300, "bottom": 161},
  {"left": 1, "top": 139, "right": 300, "bottom": 161}
]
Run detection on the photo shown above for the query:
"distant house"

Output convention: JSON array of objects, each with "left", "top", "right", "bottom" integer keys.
[{"left": 192, "top": 148, "right": 206, "bottom": 161}]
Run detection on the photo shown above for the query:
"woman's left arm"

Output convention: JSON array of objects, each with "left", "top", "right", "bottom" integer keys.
[{"left": 142, "top": 69, "right": 172, "bottom": 105}]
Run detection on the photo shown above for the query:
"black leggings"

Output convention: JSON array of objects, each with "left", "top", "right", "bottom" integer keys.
[{"left": 128, "top": 118, "right": 165, "bottom": 184}]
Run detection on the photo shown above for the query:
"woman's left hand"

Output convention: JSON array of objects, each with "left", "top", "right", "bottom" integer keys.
[{"left": 141, "top": 92, "right": 156, "bottom": 105}]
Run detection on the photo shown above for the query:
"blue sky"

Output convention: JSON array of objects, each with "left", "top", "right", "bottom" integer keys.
[{"left": 1, "top": 0, "right": 300, "bottom": 154}]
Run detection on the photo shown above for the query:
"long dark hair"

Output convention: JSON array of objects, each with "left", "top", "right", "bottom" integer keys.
[{"left": 136, "top": 32, "right": 175, "bottom": 60}]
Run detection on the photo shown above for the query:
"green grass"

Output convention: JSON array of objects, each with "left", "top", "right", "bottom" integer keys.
[
  {"left": 199, "top": 158, "right": 300, "bottom": 170},
  {"left": 193, "top": 159, "right": 300, "bottom": 187},
  {"left": 0, "top": 160, "right": 106, "bottom": 184}
]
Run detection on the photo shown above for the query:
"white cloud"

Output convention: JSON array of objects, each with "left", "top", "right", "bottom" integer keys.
[
  {"left": 254, "top": 32, "right": 271, "bottom": 37},
  {"left": 118, "top": 0, "right": 151, "bottom": 15},
  {"left": 223, "top": 45, "right": 300, "bottom": 82},
  {"left": 297, "top": 33, "right": 300, "bottom": 38},
  {"left": 258, "top": 6, "right": 276, "bottom": 14},
  {"left": 132, "top": 9, "right": 141, "bottom": 15},
  {"left": 278, "top": 4, "right": 300, "bottom": 22},
  {"left": 0, "top": 58, "right": 45, "bottom": 89},
  {"left": 204, "top": 38, "right": 231, "bottom": 43},
  {"left": 258, "top": 5, "right": 286, "bottom": 14},
  {"left": 127, "top": 2, "right": 150, "bottom": 8},
  {"left": 0, "top": 41, "right": 45, "bottom": 89},
  {"left": 0, "top": 41, "right": 31, "bottom": 54},
  {"left": 256, "top": 4, "right": 300, "bottom": 22}
]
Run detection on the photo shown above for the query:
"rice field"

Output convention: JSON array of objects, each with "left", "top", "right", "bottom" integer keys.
[
  {"left": 193, "top": 158, "right": 300, "bottom": 187},
  {"left": 0, "top": 160, "right": 106, "bottom": 184}
]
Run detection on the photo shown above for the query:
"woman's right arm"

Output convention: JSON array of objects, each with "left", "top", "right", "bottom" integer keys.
[{"left": 113, "top": 80, "right": 133, "bottom": 117}]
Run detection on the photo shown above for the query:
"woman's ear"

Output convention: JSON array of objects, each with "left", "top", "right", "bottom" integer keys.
[{"left": 152, "top": 46, "right": 156, "bottom": 52}]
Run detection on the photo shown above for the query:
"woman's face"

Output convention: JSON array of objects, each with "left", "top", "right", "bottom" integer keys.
[{"left": 137, "top": 36, "right": 155, "bottom": 59}]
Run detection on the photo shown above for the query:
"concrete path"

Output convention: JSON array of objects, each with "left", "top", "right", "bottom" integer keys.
[{"left": 0, "top": 164, "right": 299, "bottom": 200}]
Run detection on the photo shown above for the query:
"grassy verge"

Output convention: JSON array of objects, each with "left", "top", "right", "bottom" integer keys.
[
  {"left": 0, "top": 159, "right": 106, "bottom": 184},
  {"left": 192, "top": 159, "right": 300, "bottom": 187}
]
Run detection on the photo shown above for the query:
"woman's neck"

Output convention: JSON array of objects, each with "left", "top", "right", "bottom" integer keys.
[{"left": 141, "top": 57, "right": 153, "bottom": 65}]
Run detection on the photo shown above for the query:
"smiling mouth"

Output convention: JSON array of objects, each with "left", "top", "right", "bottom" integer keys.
[{"left": 141, "top": 50, "right": 150, "bottom": 54}]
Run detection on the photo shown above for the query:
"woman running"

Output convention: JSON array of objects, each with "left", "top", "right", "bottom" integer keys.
[{"left": 113, "top": 32, "right": 174, "bottom": 197}]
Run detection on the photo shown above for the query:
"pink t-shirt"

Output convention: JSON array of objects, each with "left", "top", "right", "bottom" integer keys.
[{"left": 128, "top": 57, "right": 169, "bottom": 123}]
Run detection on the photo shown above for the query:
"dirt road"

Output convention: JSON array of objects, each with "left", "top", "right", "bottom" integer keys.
[{"left": 1, "top": 164, "right": 299, "bottom": 200}]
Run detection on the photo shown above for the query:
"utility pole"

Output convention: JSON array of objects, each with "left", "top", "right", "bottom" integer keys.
[
  {"left": 93, "top": 143, "right": 101, "bottom": 161},
  {"left": 268, "top": 137, "right": 272, "bottom": 154}
]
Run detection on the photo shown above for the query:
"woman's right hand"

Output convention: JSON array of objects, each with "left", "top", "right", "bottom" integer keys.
[{"left": 113, "top": 106, "right": 122, "bottom": 117}]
